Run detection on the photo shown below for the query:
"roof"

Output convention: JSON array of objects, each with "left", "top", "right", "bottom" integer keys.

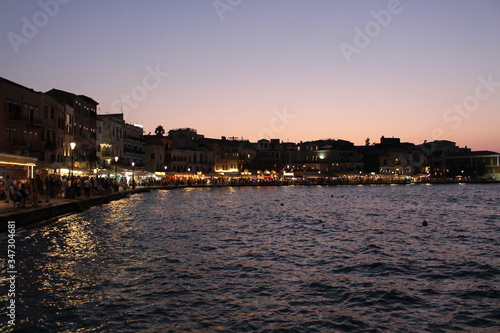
[
  {"left": 0, "top": 76, "right": 40, "bottom": 93},
  {"left": 447, "top": 150, "right": 499, "bottom": 158},
  {"left": 46, "top": 88, "right": 99, "bottom": 105}
]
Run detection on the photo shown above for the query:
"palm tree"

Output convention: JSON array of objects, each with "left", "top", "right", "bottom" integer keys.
[{"left": 155, "top": 125, "right": 165, "bottom": 136}]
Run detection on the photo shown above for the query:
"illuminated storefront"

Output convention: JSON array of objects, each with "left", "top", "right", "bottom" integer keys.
[{"left": 0, "top": 153, "right": 37, "bottom": 180}]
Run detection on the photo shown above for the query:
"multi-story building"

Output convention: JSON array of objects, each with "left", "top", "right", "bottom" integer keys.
[
  {"left": 62, "top": 103, "right": 75, "bottom": 169},
  {"left": 40, "top": 93, "right": 66, "bottom": 171},
  {"left": 416, "top": 140, "right": 463, "bottom": 177},
  {"left": 46, "top": 89, "right": 98, "bottom": 171},
  {"left": 0, "top": 77, "right": 42, "bottom": 179},
  {"left": 96, "top": 114, "right": 124, "bottom": 169},
  {"left": 123, "top": 123, "right": 145, "bottom": 167},
  {"left": 363, "top": 136, "right": 424, "bottom": 176},
  {"left": 166, "top": 128, "right": 213, "bottom": 173},
  {"left": 143, "top": 134, "right": 168, "bottom": 173},
  {"left": 445, "top": 151, "right": 500, "bottom": 180},
  {"left": 0, "top": 77, "right": 44, "bottom": 161},
  {"left": 292, "top": 139, "right": 363, "bottom": 176},
  {"left": 248, "top": 139, "right": 282, "bottom": 173},
  {"left": 200, "top": 136, "right": 254, "bottom": 176}
]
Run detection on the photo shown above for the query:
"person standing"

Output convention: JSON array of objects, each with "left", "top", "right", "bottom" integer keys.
[
  {"left": 43, "top": 175, "right": 50, "bottom": 202},
  {"left": 84, "top": 177, "right": 90, "bottom": 198},
  {"left": 4, "top": 175, "right": 13, "bottom": 203},
  {"left": 35, "top": 174, "right": 44, "bottom": 203}
]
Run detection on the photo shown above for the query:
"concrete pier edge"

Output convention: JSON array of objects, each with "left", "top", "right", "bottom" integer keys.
[{"left": 0, "top": 188, "right": 152, "bottom": 233}]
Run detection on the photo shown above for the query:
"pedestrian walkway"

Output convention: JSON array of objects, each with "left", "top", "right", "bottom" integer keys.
[{"left": 0, "top": 188, "right": 137, "bottom": 218}]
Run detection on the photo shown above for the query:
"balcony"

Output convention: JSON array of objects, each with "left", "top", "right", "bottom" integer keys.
[{"left": 7, "top": 112, "right": 44, "bottom": 126}]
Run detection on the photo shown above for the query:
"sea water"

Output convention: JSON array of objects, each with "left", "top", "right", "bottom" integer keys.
[{"left": 2, "top": 184, "right": 499, "bottom": 332}]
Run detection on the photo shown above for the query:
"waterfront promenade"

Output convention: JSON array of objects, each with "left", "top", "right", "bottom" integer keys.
[{"left": 0, "top": 187, "right": 154, "bottom": 232}]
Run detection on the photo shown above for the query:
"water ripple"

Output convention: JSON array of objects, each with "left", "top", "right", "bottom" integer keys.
[{"left": 3, "top": 184, "right": 499, "bottom": 332}]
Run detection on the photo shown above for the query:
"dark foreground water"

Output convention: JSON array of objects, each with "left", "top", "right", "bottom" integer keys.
[{"left": 1, "top": 184, "right": 499, "bottom": 332}]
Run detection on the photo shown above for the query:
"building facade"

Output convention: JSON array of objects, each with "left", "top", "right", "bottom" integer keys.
[
  {"left": 46, "top": 89, "right": 98, "bottom": 171},
  {"left": 123, "top": 123, "right": 145, "bottom": 167},
  {"left": 143, "top": 134, "right": 168, "bottom": 173},
  {"left": 96, "top": 114, "right": 124, "bottom": 169},
  {"left": 0, "top": 77, "right": 44, "bottom": 161}
]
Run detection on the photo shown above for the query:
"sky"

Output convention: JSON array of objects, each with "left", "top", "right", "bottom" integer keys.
[{"left": 1, "top": 0, "right": 499, "bottom": 152}]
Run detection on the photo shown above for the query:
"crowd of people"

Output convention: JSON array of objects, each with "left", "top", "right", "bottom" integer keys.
[{"left": 0, "top": 174, "right": 136, "bottom": 209}]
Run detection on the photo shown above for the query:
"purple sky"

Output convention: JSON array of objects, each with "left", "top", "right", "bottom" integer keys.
[{"left": 2, "top": 0, "right": 499, "bottom": 151}]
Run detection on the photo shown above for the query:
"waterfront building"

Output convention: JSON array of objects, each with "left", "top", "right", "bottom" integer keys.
[
  {"left": 0, "top": 77, "right": 83, "bottom": 177},
  {"left": 62, "top": 103, "right": 75, "bottom": 174},
  {"left": 46, "top": 89, "right": 98, "bottom": 171},
  {"left": 445, "top": 151, "right": 500, "bottom": 180},
  {"left": 0, "top": 77, "right": 44, "bottom": 162},
  {"left": 200, "top": 136, "right": 255, "bottom": 176},
  {"left": 416, "top": 140, "right": 470, "bottom": 178},
  {"left": 292, "top": 139, "right": 363, "bottom": 177},
  {"left": 166, "top": 128, "right": 213, "bottom": 174},
  {"left": 123, "top": 122, "right": 145, "bottom": 168},
  {"left": 143, "top": 134, "right": 168, "bottom": 173},
  {"left": 40, "top": 94, "right": 66, "bottom": 172},
  {"left": 247, "top": 139, "right": 283, "bottom": 174},
  {"left": 96, "top": 114, "right": 124, "bottom": 169},
  {"left": 364, "top": 136, "right": 424, "bottom": 176}
]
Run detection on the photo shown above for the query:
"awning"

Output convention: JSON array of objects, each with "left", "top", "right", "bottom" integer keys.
[{"left": 0, "top": 153, "right": 37, "bottom": 166}]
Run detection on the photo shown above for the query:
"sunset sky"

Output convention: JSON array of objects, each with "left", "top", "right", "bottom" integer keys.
[{"left": 1, "top": 0, "right": 499, "bottom": 151}]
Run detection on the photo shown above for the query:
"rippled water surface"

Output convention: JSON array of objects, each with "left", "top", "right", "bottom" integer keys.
[{"left": 2, "top": 184, "right": 500, "bottom": 332}]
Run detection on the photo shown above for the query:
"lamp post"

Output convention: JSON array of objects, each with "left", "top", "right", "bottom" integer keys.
[
  {"left": 114, "top": 156, "right": 119, "bottom": 179},
  {"left": 70, "top": 142, "right": 76, "bottom": 178},
  {"left": 131, "top": 161, "right": 135, "bottom": 189}
]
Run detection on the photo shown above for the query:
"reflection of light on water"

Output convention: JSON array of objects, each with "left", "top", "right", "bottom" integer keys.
[{"left": 37, "top": 216, "right": 103, "bottom": 307}]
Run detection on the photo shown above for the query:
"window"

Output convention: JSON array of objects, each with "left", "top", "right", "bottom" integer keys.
[
  {"left": 151, "top": 153, "right": 155, "bottom": 160},
  {"left": 28, "top": 108, "right": 34, "bottom": 123}
]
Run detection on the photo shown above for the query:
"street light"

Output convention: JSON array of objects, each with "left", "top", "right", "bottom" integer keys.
[
  {"left": 114, "top": 156, "right": 119, "bottom": 179},
  {"left": 131, "top": 161, "right": 135, "bottom": 189},
  {"left": 70, "top": 142, "right": 76, "bottom": 178}
]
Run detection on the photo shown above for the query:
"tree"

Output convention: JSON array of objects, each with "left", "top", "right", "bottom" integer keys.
[
  {"left": 155, "top": 125, "right": 165, "bottom": 136},
  {"left": 365, "top": 137, "right": 370, "bottom": 146}
]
